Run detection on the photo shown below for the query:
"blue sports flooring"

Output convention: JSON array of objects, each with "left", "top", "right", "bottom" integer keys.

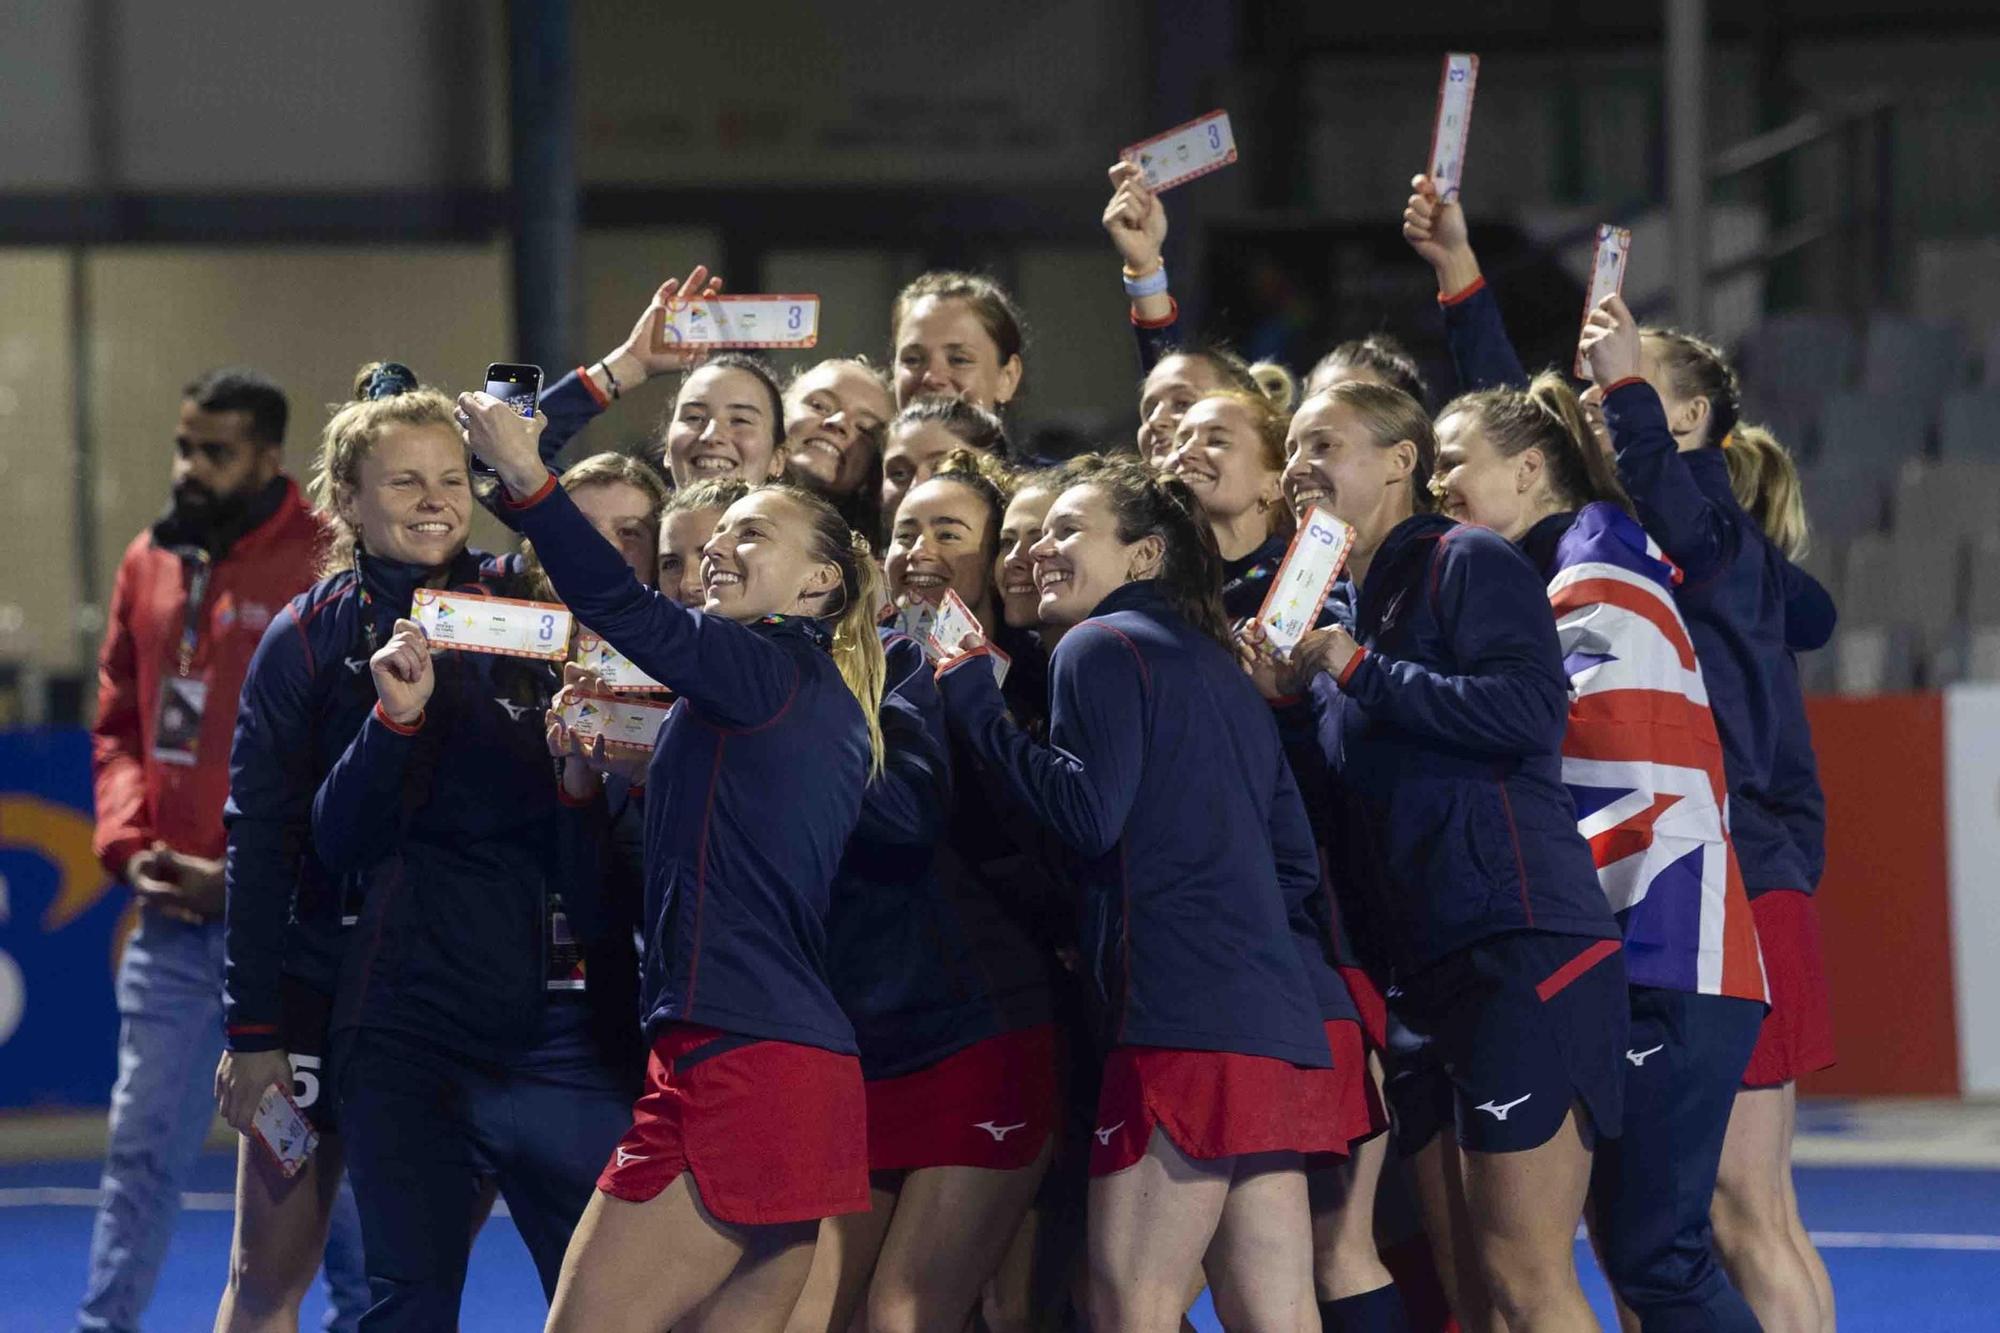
[{"left": 2, "top": 1153, "right": 1995, "bottom": 1330}]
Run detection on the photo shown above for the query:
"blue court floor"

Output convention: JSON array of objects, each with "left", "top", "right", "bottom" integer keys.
[{"left": 3, "top": 1100, "right": 1996, "bottom": 1330}]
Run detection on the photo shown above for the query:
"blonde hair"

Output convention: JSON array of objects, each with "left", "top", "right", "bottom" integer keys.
[
  {"left": 1724, "top": 424, "right": 1811, "bottom": 558},
  {"left": 308, "top": 361, "right": 461, "bottom": 576},
  {"left": 1309, "top": 381, "right": 1441, "bottom": 514},
  {"left": 519, "top": 452, "right": 671, "bottom": 599},
  {"left": 1437, "top": 372, "right": 1629, "bottom": 514},
  {"left": 1640, "top": 327, "right": 1741, "bottom": 450},
  {"left": 1188, "top": 387, "right": 1296, "bottom": 539},
  {"left": 758, "top": 484, "right": 888, "bottom": 779}
]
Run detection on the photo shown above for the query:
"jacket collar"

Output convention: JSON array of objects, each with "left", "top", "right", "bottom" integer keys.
[
  {"left": 1354, "top": 513, "right": 1456, "bottom": 629},
  {"left": 753, "top": 612, "right": 833, "bottom": 653},
  {"left": 1086, "top": 577, "right": 1172, "bottom": 621},
  {"left": 1517, "top": 510, "right": 1578, "bottom": 580}
]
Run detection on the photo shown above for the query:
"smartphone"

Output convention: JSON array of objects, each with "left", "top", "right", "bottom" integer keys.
[{"left": 476, "top": 362, "right": 543, "bottom": 477}]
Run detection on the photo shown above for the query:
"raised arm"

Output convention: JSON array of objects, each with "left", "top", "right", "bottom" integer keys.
[
  {"left": 1103, "top": 161, "right": 1180, "bottom": 373},
  {"left": 937, "top": 624, "right": 1148, "bottom": 859},
  {"left": 1403, "top": 173, "right": 1526, "bottom": 392}
]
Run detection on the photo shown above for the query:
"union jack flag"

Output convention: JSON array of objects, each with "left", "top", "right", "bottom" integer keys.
[{"left": 1549, "top": 503, "right": 1766, "bottom": 1002}]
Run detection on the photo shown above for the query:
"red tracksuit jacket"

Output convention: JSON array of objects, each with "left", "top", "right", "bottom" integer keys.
[{"left": 91, "top": 478, "right": 325, "bottom": 878}]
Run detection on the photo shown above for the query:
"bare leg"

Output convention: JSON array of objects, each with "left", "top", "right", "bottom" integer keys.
[
  {"left": 1310, "top": 1137, "right": 1394, "bottom": 1303},
  {"left": 680, "top": 1218, "right": 823, "bottom": 1333},
  {"left": 1458, "top": 1107, "right": 1597, "bottom": 1333},
  {"left": 214, "top": 1134, "right": 347, "bottom": 1333},
  {"left": 546, "top": 1177, "right": 763, "bottom": 1333},
  {"left": 1201, "top": 1152, "right": 1315, "bottom": 1333},
  {"left": 1714, "top": 1084, "right": 1827, "bottom": 1333},
  {"left": 782, "top": 1184, "right": 897, "bottom": 1333},
  {"left": 1087, "top": 1128, "right": 1233, "bottom": 1333},
  {"left": 866, "top": 1142, "right": 1052, "bottom": 1333},
  {"left": 1406, "top": 1134, "right": 1490, "bottom": 1329}
]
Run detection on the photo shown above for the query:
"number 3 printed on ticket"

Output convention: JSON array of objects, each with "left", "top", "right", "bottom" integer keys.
[
  {"left": 1121, "top": 110, "right": 1237, "bottom": 193},
  {"left": 650, "top": 295, "right": 819, "bottom": 350}
]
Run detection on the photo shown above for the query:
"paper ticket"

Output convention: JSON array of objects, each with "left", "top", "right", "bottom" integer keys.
[
  {"left": 927, "top": 589, "right": 1010, "bottom": 687},
  {"left": 574, "top": 630, "right": 666, "bottom": 693},
  {"left": 1427, "top": 53, "right": 1480, "bottom": 203},
  {"left": 250, "top": 1084, "right": 318, "bottom": 1179},
  {"left": 888, "top": 600, "right": 938, "bottom": 648},
  {"left": 412, "top": 587, "right": 572, "bottom": 661},
  {"left": 649, "top": 295, "right": 819, "bottom": 350},
  {"left": 1574, "top": 224, "right": 1633, "bottom": 377},
  {"left": 1121, "top": 110, "right": 1237, "bottom": 193},
  {"left": 562, "top": 694, "right": 675, "bottom": 752},
  {"left": 1256, "top": 505, "right": 1356, "bottom": 656}
]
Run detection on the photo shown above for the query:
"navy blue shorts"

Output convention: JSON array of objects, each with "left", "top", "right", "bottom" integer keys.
[
  {"left": 1384, "top": 931, "right": 1628, "bottom": 1155},
  {"left": 278, "top": 975, "right": 339, "bottom": 1133}
]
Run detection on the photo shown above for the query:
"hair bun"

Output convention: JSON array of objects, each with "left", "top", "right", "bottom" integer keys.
[{"left": 354, "top": 361, "right": 419, "bottom": 402}]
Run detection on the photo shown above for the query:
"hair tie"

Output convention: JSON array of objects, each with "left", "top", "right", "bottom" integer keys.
[
  {"left": 849, "top": 529, "right": 872, "bottom": 557},
  {"left": 1719, "top": 429, "right": 1736, "bottom": 450},
  {"left": 363, "top": 362, "right": 419, "bottom": 401}
]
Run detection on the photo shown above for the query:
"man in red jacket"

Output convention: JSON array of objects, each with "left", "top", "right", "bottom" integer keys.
[{"left": 77, "top": 368, "right": 365, "bottom": 1332}]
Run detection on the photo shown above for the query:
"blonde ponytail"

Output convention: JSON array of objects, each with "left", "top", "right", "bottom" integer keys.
[
  {"left": 1724, "top": 424, "right": 1810, "bottom": 558},
  {"left": 830, "top": 539, "right": 887, "bottom": 780},
  {"left": 1249, "top": 361, "right": 1298, "bottom": 412}
]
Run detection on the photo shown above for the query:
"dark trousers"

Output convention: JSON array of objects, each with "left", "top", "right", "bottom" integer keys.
[
  {"left": 336, "top": 1002, "right": 637, "bottom": 1330},
  {"left": 1590, "top": 986, "right": 1764, "bottom": 1333}
]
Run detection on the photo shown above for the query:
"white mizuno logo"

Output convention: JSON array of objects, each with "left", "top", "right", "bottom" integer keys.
[
  {"left": 1626, "top": 1044, "right": 1666, "bottom": 1067},
  {"left": 344, "top": 656, "right": 369, "bottom": 674},
  {"left": 614, "top": 1146, "right": 649, "bottom": 1167},
  {"left": 1093, "top": 1121, "right": 1124, "bottom": 1146},
  {"left": 495, "top": 698, "right": 531, "bottom": 721},
  {"left": 1476, "top": 1094, "right": 1532, "bottom": 1121},
  {"left": 975, "top": 1120, "right": 1027, "bottom": 1142}
]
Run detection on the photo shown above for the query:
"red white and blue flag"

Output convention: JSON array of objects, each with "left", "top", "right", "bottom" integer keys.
[{"left": 1549, "top": 503, "right": 1766, "bottom": 1002}]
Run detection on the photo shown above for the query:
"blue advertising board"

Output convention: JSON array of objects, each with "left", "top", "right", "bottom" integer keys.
[{"left": 0, "top": 727, "right": 125, "bottom": 1108}]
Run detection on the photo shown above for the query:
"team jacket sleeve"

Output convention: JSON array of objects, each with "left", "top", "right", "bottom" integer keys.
[
  {"left": 1338, "top": 534, "right": 1570, "bottom": 756},
  {"left": 309, "top": 706, "right": 424, "bottom": 877},
  {"left": 1778, "top": 556, "right": 1837, "bottom": 652},
  {"left": 507, "top": 480, "right": 800, "bottom": 728},
  {"left": 855, "top": 637, "right": 951, "bottom": 846},
  {"left": 477, "top": 370, "right": 604, "bottom": 528},
  {"left": 1268, "top": 741, "right": 1324, "bottom": 924},
  {"left": 936, "top": 625, "right": 1146, "bottom": 859},
  {"left": 222, "top": 608, "right": 317, "bottom": 1052},
  {"left": 1132, "top": 300, "right": 1181, "bottom": 375},
  {"left": 1438, "top": 278, "right": 1529, "bottom": 392},
  {"left": 90, "top": 545, "right": 153, "bottom": 877},
  {"left": 1605, "top": 379, "right": 1738, "bottom": 585}
]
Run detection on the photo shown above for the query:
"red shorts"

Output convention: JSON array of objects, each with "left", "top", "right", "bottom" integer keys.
[
  {"left": 1741, "top": 890, "right": 1836, "bottom": 1087},
  {"left": 597, "top": 1024, "right": 869, "bottom": 1225},
  {"left": 1089, "top": 1026, "right": 1357, "bottom": 1176},
  {"left": 866, "top": 1024, "right": 1060, "bottom": 1172},
  {"left": 1341, "top": 964, "right": 1390, "bottom": 1051},
  {"left": 1310, "top": 1019, "right": 1389, "bottom": 1166}
]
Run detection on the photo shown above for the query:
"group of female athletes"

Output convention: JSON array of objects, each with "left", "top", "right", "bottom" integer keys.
[{"left": 206, "top": 154, "right": 1838, "bottom": 1333}]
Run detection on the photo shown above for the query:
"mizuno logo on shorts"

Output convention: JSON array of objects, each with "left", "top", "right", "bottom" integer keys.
[
  {"left": 494, "top": 698, "right": 531, "bottom": 721},
  {"left": 1475, "top": 1093, "right": 1532, "bottom": 1121},
  {"left": 975, "top": 1120, "right": 1027, "bottom": 1141},
  {"left": 344, "top": 657, "right": 369, "bottom": 674},
  {"left": 1093, "top": 1121, "right": 1124, "bottom": 1146},
  {"left": 1626, "top": 1044, "right": 1666, "bottom": 1067},
  {"left": 614, "top": 1146, "right": 649, "bottom": 1167}
]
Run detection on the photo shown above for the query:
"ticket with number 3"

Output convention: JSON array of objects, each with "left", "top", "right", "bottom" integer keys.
[
  {"left": 1575, "top": 225, "right": 1633, "bottom": 377},
  {"left": 1121, "top": 110, "right": 1237, "bottom": 194},
  {"left": 650, "top": 295, "right": 819, "bottom": 350},
  {"left": 1256, "top": 505, "right": 1356, "bottom": 656},
  {"left": 412, "top": 588, "right": 572, "bottom": 662}
]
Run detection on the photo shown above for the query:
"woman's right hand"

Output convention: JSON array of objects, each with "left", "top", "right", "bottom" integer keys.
[
  {"left": 370, "top": 618, "right": 434, "bottom": 725},
  {"left": 1102, "top": 161, "right": 1168, "bottom": 276},
  {"left": 1402, "top": 174, "right": 1482, "bottom": 296},
  {"left": 601, "top": 265, "right": 725, "bottom": 389},
  {"left": 1234, "top": 620, "right": 1301, "bottom": 701},
  {"left": 214, "top": 1048, "right": 294, "bottom": 1134}
]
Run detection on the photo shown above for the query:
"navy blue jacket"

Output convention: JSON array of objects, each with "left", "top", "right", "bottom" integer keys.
[
  {"left": 939, "top": 580, "right": 1331, "bottom": 1068},
  {"left": 1222, "top": 533, "right": 1288, "bottom": 623},
  {"left": 1439, "top": 279, "right": 1528, "bottom": 393},
  {"left": 1605, "top": 379, "right": 1814, "bottom": 894},
  {"left": 826, "top": 633, "right": 1054, "bottom": 1080},
  {"left": 508, "top": 478, "right": 867, "bottom": 1052},
  {"left": 226, "top": 548, "right": 595, "bottom": 1061},
  {"left": 1280, "top": 515, "right": 1618, "bottom": 978}
]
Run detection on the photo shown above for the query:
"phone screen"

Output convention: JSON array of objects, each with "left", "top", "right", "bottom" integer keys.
[{"left": 484, "top": 362, "right": 543, "bottom": 420}]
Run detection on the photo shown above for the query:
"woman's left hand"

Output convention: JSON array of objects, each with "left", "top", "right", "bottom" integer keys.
[
  {"left": 456, "top": 391, "right": 549, "bottom": 498},
  {"left": 1579, "top": 293, "right": 1643, "bottom": 389}
]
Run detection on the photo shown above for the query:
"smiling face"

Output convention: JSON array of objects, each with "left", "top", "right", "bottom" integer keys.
[
  {"left": 1433, "top": 409, "right": 1540, "bottom": 538},
  {"left": 1136, "top": 353, "right": 1232, "bottom": 465},
  {"left": 784, "top": 360, "right": 893, "bottom": 493},
  {"left": 885, "top": 477, "right": 996, "bottom": 621},
  {"left": 893, "top": 296, "right": 1022, "bottom": 411},
  {"left": 665, "top": 365, "right": 784, "bottom": 487},
  {"left": 656, "top": 505, "right": 723, "bottom": 607},
  {"left": 344, "top": 423, "right": 473, "bottom": 567},
  {"left": 699, "top": 491, "right": 838, "bottom": 622},
  {"left": 1028, "top": 483, "right": 1160, "bottom": 628},
  {"left": 995, "top": 484, "right": 1056, "bottom": 628},
  {"left": 881, "top": 421, "right": 972, "bottom": 526},
  {"left": 1165, "top": 396, "right": 1281, "bottom": 528},
  {"left": 1281, "top": 395, "right": 1411, "bottom": 535},
  {"left": 571, "top": 480, "right": 659, "bottom": 585}
]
